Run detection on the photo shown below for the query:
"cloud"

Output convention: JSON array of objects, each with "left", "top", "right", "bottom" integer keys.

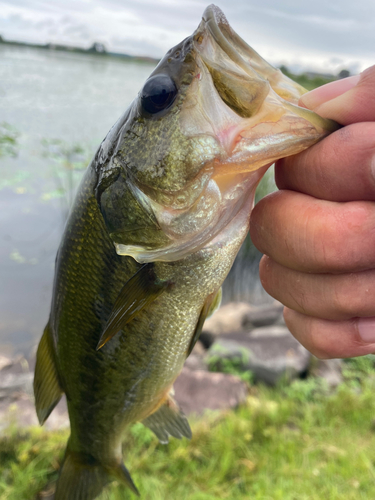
[{"left": 0, "top": 0, "right": 373, "bottom": 72}]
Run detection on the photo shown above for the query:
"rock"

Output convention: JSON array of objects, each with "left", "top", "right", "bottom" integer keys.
[
  {"left": 275, "top": 314, "right": 286, "bottom": 326},
  {"left": 190, "top": 340, "right": 206, "bottom": 356},
  {"left": 184, "top": 354, "right": 206, "bottom": 371},
  {"left": 201, "top": 302, "right": 255, "bottom": 347},
  {"left": 249, "top": 325, "right": 291, "bottom": 338},
  {"left": 184, "top": 354, "right": 207, "bottom": 372},
  {"left": 0, "top": 395, "right": 69, "bottom": 432},
  {"left": 0, "top": 372, "right": 33, "bottom": 399},
  {"left": 0, "top": 355, "right": 33, "bottom": 399},
  {"left": 0, "top": 354, "right": 69, "bottom": 432},
  {"left": 206, "top": 326, "right": 311, "bottom": 386},
  {"left": 0, "top": 355, "right": 12, "bottom": 371},
  {"left": 184, "top": 341, "right": 208, "bottom": 371},
  {"left": 0, "top": 355, "right": 29, "bottom": 375},
  {"left": 243, "top": 301, "right": 284, "bottom": 329},
  {"left": 174, "top": 367, "right": 248, "bottom": 415},
  {"left": 310, "top": 358, "right": 343, "bottom": 388}
]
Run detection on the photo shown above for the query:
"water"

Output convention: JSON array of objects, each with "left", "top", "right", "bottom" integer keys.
[
  {"left": 0, "top": 44, "right": 271, "bottom": 357},
  {"left": 0, "top": 45, "right": 156, "bottom": 356}
]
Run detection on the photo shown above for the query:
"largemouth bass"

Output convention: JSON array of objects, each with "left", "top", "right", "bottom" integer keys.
[{"left": 34, "top": 5, "right": 338, "bottom": 499}]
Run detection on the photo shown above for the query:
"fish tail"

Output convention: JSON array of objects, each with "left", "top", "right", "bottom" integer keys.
[{"left": 55, "top": 441, "right": 139, "bottom": 500}]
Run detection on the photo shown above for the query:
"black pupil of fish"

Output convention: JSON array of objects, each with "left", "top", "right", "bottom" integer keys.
[{"left": 141, "top": 75, "right": 177, "bottom": 114}]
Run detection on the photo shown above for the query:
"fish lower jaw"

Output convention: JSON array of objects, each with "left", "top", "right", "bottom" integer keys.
[{"left": 114, "top": 167, "right": 266, "bottom": 263}]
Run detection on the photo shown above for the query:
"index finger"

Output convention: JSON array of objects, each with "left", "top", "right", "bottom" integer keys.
[{"left": 300, "top": 65, "right": 375, "bottom": 125}]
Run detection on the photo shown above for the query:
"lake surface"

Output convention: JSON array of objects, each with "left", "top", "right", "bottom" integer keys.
[
  {"left": 0, "top": 45, "right": 157, "bottom": 356},
  {"left": 0, "top": 44, "right": 269, "bottom": 357}
]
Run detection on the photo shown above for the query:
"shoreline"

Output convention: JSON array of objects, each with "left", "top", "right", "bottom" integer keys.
[{"left": 0, "top": 36, "right": 159, "bottom": 65}]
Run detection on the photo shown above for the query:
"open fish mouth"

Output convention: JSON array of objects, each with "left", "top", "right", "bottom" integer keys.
[
  {"left": 185, "top": 4, "right": 339, "bottom": 176},
  {"left": 112, "top": 5, "right": 339, "bottom": 264},
  {"left": 201, "top": 4, "right": 308, "bottom": 104}
]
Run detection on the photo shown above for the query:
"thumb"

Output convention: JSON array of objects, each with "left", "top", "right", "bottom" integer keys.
[{"left": 299, "top": 65, "right": 375, "bottom": 125}]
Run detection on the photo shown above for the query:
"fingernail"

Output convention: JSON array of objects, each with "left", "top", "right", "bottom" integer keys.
[
  {"left": 357, "top": 317, "right": 375, "bottom": 343},
  {"left": 300, "top": 75, "right": 361, "bottom": 110}
]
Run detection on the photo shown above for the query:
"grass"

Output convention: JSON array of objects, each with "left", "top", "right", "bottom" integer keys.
[
  {"left": 1, "top": 358, "right": 375, "bottom": 499},
  {"left": 279, "top": 66, "right": 335, "bottom": 91}
]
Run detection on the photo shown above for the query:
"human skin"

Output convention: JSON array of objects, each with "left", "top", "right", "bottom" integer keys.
[{"left": 250, "top": 65, "right": 375, "bottom": 359}]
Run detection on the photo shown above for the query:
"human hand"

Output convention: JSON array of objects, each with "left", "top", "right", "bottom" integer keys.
[{"left": 250, "top": 66, "right": 375, "bottom": 359}]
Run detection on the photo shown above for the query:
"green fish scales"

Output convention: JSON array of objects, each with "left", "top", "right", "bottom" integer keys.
[{"left": 34, "top": 4, "right": 339, "bottom": 499}]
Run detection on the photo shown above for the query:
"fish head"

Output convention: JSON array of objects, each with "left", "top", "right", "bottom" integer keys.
[{"left": 98, "top": 4, "right": 339, "bottom": 263}]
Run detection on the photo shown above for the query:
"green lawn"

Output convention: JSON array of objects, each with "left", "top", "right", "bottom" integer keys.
[{"left": 1, "top": 357, "right": 375, "bottom": 499}]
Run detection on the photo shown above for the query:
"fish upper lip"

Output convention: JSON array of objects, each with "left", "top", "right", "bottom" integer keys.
[
  {"left": 189, "top": 5, "right": 340, "bottom": 167},
  {"left": 200, "top": 4, "right": 303, "bottom": 103},
  {"left": 200, "top": 4, "right": 267, "bottom": 83}
]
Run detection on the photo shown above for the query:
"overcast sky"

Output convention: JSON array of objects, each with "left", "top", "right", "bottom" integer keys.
[{"left": 0, "top": 0, "right": 373, "bottom": 74}]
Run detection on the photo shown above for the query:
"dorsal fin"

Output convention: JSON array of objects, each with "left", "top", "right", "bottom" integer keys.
[
  {"left": 97, "top": 263, "right": 169, "bottom": 350},
  {"left": 186, "top": 288, "right": 222, "bottom": 357},
  {"left": 34, "top": 322, "right": 63, "bottom": 425},
  {"left": 142, "top": 395, "right": 192, "bottom": 444}
]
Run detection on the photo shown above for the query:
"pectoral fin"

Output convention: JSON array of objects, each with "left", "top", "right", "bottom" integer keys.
[
  {"left": 34, "top": 323, "right": 63, "bottom": 425},
  {"left": 97, "top": 264, "right": 169, "bottom": 350},
  {"left": 142, "top": 396, "right": 192, "bottom": 444},
  {"left": 186, "top": 288, "right": 222, "bottom": 357}
]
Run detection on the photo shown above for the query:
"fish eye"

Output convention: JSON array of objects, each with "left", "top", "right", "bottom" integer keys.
[{"left": 141, "top": 74, "right": 177, "bottom": 115}]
